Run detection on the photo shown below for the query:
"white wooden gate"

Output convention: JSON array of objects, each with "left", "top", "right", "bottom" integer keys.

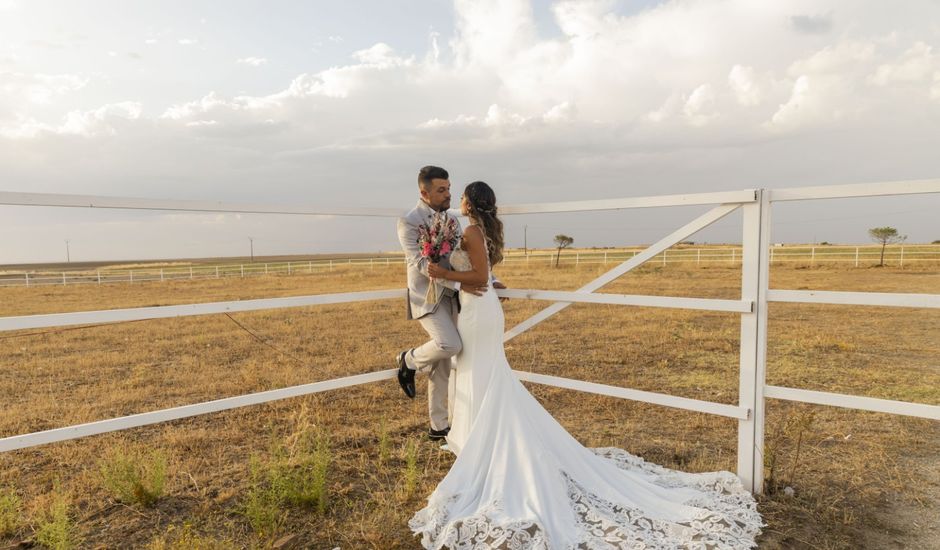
[{"left": 1, "top": 178, "right": 939, "bottom": 494}]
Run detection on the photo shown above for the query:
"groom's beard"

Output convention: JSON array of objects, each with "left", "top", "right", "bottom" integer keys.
[{"left": 423, "top": 198, "right": 451, "bottom": 211}]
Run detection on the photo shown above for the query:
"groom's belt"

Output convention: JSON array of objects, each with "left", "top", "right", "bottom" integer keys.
[{"left": 441, "top": 287, "right": 457, "bottom": 298}]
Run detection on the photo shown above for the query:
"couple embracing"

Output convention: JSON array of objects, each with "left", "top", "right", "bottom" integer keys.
[{"left": 395, "top": 165, "right": 763, "bottom": 549}]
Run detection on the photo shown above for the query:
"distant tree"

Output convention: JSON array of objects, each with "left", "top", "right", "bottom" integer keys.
[
  {"left": 868, "top": 226, "right": 906, "bottom": 267},
  {"left": 933, "top": 239, "right": 940, "bottom": 244},
  {"left": 553, "top": 234, "right": 574, "bottom": 267}
]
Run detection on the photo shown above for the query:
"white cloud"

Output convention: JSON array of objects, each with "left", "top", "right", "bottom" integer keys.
[
  {"left": 237, "top": 56, "right": 268, "bottom": 67},
  {"left": 0, "top": 72, "right": 88, "bottom": 105},
  {"left": 350, "top": 43, "right": 410, "bottom": 67},
  {"left": 185, "top": 119, "right": 218, "bottom": 127},
  {"left": 869, "top": 41, "right": 935, "bottom": 85},
  {"left": 1, "top": 101, "right": 142, "bottom": 138},
  {"left": 145, "top": 38, "right": 158, "bottom": 45},
  {"left": 770, "top": 75, "right": 814, "bottom": 128},
  {"left": 421, "top": 101, "right": 576, "bottom": 131},
  {"left": 178, "top": 38, "right": 199, "bottom": 46},
  {"left": 328, "top": 35, "right": 343, "bottom": 43},
  {"left": 728, "top": 65, "right": 762, "bottom": 106},
  {"left": 683, "top": 84, "right": 718, "bottom": 126}
]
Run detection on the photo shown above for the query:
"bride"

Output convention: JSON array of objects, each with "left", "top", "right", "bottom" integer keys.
[{"left": 415, "top": 181, "right": 763, "bottom": 549}]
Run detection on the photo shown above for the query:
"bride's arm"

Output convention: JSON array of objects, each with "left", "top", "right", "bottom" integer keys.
[{"left": 428, "top": 225, "right": 489, "bottom": 286}]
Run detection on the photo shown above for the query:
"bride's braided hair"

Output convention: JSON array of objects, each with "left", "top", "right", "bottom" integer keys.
[{"left": 464, "top": 181, "right": 504, "bottom": 266}]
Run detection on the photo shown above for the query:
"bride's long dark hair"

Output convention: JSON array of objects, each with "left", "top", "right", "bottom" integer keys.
[{"left": 463, "top": 181, "right": 504, "bottom": 266}]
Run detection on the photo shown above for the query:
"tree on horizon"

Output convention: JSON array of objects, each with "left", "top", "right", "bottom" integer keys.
[
  {"left": 868, "top": 226, "right": 906, "bottom": 267},
  {"left": 553, "top": 234, "right": 574, "bottom": 267}
]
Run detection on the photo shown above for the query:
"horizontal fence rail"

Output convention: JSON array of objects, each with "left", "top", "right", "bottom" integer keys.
[
  {"left": 2, "top": 245, "right": 938, "bottom": 288},
  {"left": 1, "top": 177, "right": 939, "bottom": 499},
  {"left": 764, "top": 386, "right": 940, "bottom": 421}
]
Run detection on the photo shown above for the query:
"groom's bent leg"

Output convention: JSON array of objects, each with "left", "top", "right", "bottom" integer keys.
[
  {"left": 410, "top": 298, "right": 461, "bottom": 372},
  {"left": 411, "top": 296, "right": 460, "bottom": 431}
]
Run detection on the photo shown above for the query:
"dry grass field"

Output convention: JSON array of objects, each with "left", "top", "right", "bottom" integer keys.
[{"left": 0, "top": 257, "right": 937, "bottom": 549}]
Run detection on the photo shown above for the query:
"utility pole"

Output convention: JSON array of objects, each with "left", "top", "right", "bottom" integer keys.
[
  {"left": 248, "top": 237, "right": 254, "bottom": 263},
  {"left": 65, "top": 239, "right": 71, "bottom": 263}
]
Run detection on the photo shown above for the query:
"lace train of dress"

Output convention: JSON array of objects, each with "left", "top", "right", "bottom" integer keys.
[{"left": 410, "top": 251, "right": 763, "bottom": 549}]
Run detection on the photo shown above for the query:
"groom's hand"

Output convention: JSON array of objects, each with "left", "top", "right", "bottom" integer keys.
[
  {"left": 461, "top": 282, "right": 487, "bottom": 296},
  {"left": 493, "top": 281, "right": 509, "bottom": 302}
]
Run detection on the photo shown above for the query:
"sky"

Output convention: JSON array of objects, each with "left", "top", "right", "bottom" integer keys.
[{"left": 1, "top": 0, "right": 938, "bottom": 264}]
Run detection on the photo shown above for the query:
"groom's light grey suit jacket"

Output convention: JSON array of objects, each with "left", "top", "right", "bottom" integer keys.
[{"left": 398, "top": 200, "right": 460, "bottom": 320}]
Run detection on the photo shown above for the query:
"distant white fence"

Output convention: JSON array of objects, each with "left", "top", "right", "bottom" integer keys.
[
  {"left": 2, "top": 245, "right": 938, "bottom": 288},
  {"left": 1, "top": 179, "right": 939, "bottom": 498}
]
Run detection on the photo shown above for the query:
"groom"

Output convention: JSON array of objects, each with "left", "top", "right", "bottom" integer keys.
[{"left": 396, "top": 165, "right": 500, "bottom": 440}]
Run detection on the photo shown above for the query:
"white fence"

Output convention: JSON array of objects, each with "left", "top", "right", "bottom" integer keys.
[
  {"left": 1, "top": 179, "right": 939, "bottom": 496},
  {"left": 2, "top": 245, "right": 938, "bottom": 288}
]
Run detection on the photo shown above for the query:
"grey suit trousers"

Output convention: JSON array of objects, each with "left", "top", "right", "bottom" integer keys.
[{"left": 410, "top": 292, "right": 460, "bottom": 431}]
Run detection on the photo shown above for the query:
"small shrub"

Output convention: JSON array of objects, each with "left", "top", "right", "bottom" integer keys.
[
  {"left": 98, "top": 447, "right": 167, "bottom": 507},
  {"left": 933, "top": 239, "right": 940, "bottom": 244},
  {"left": 284, "top": 428, "right": 331, "bottom": 513},
  {"left": 763, "top": 409, "right": 817, "bottom": 493},
  {"left": 147, "top": 522, "right": 233, "bottom": 550},
  {"left": 240, "top": 405, "right": 334, "bottom": 538},
  {"left": 378, "top": 417, "right": 391, "bottom": 465},
  {"left": 0, "top": 487, "right": 20, "bottom": 536},
  {"left": 402, "top": 439, "right": 419, "bottom": 498},
  {"left": 35, "top": 488, "right": 81, "bottom": 550},
  {"left": 242, "top": 455, "right": 286, "bottom": 539}
]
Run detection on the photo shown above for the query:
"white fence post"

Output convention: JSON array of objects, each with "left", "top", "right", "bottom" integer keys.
[
  {"left": 731, "top": 248, "right": 735, "bottom": 263},
  {"left": 662, "top": 249, "right": 667, "bottom": 266},
  {"left": 604, "top": 251, "right": 608, "bottom": 264},
  {"left": 264, "top": 263, "right": 268, "bottom": 275},
  {"left": 900, "top": 246, "right": 904, "bottom": 267},
  {"left": 811, "top": 246, "right": 815, "bottom": 266},
  {"left": 160, "top": 268, "right": 164, "bottom": 282},
  {"left": 855, "top": 247, "right": 859, "bottom": 267},
  {"left": 737, "top": 189, "right": 770, "bottom": 495},
  {"left": 697, "top": 249, "right": 701, "bottom": 265},
  {"left": 129, "top": 271, "right": 134, "bottom": 284},
  {"left": 215, "top": 266, "right": 219, "bottom": 279},
  {"left": 308, "top": 261, "right": 313, "bottom": 273},
  {"left": 288, "top": 262, "right": 292, "bottom": 275},
  {"left": 25, "top": 273, "right": 29, "bottom": 287},
  {"left": 576, "top": 252, "right": 580, "bottom": 265},
  {"left": 241, "top": 265, "right": 244, "bottom": 277},
  {"left": 62, "top": 272, "right": 66, "bottom": 285},
  {"left": 329, "top": 260, "right": 333, "bottom": 272},
  {"left": 190, "top": 267, "right": 194, "bottom": 280}
]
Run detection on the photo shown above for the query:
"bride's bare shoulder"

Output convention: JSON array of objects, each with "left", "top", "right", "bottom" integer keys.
[{"left": 462, "top": 224, "right": 485, "bottom": 243}]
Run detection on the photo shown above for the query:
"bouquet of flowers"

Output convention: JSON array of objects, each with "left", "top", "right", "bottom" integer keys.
[{"left": 417, "top": 212, "right": 461, "bottom": 304}]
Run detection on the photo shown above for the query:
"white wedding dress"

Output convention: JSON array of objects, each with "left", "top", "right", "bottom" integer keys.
[{"left": 409, "top": 247, "right": 763, "bottom": 549}]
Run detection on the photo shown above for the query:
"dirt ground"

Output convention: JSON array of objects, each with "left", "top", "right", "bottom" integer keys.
[{"left": 0, "top": 259, "right": 937, "bottom": 549}]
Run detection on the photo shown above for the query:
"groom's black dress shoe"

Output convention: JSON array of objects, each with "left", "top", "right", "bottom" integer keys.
[
  {"left": 428, "top": 427, "right": 450, "bottom": 441},
  {"left": 396, "top": 350, "right": 416, "bottom": 399}
]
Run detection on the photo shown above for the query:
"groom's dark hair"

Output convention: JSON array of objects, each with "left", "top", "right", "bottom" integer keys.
[{"left": 418, "top": 165, "right": 449, "bottom": 190}]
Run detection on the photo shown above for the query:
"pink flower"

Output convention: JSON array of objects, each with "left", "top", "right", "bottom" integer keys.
[
  {"left": 422, "top": 243, "right": 432, "bottom": 256},
  {"left": 441, "top": 242, "right": 451, "bottom": 255}
]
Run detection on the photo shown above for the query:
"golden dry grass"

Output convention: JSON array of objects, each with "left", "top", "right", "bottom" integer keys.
[{"left": 0, "top": 259, "right": 938, "bottom": 549}]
